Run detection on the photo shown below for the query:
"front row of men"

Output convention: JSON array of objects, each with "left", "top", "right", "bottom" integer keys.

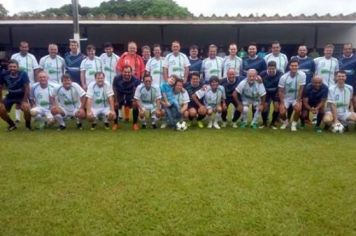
[{"left": 1, "top": 59, "right": 356, "bottom": 132}]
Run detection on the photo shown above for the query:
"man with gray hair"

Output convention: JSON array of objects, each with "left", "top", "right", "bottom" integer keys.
[{"left": 39, "top": 43, "right": 66, "bottom": 85}]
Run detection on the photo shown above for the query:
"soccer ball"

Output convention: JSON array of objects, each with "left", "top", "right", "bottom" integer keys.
[
  {"left": 331, "top": 122, "right": 344, "bottom": 134},
  {"left": 176, "top": 121, "right": 188, "bottom": 131}
]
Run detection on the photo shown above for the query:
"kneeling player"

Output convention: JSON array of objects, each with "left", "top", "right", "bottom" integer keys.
[
  {"left": 193, "top": 76, "right": 226, "bottom": 129},
  {"left": 234, "top": 69, "right": 266, "bottom": 129},
  {"left": 134, "top": 75, "right": 162, "bottom": 129},
  {"left": 323, "top": 70, "right": 356, "bottom": 129},
  {"left": 278, "top": 58, "right": 306, "bottom": 131},
  {"left": 51, "top": 74, "right": 86, "bottom": 130},
  {"left": 86, "top": 72, "right": 116, "bottom": 130},
  {"left": 30, "top": 70, "right": 58, "bottom": 130},
  {"left": 301, "top": 75, "right": 328, "bottom": 132}
]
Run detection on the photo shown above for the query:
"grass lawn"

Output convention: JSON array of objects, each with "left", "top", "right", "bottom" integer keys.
[{"left": 0, "top": 120, "right": 355, "bottom": 235}]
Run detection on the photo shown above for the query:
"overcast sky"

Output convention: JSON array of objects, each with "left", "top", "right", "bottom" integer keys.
[{"left": 2, "top": 0, "right": 356, "bottom": 16}]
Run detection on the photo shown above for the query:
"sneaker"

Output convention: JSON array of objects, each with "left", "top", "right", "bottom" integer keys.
[
  {"left": 221, "top": 121, "right": 227, "bottom": 128},
  {"left": 213, "top": 121, "right": 221, "bottom": 129},
  {"left": 315, "top": 126, "right": 322, "bottom": 133},
  {"left": 7, "top": 125, "right": 17, "bottom": 132},
  {"left": 270, "top": 124, "right": 278, "bottom": 130},
  {"left": 104, "top": 123, "right": 110, "bottom": 130},
  {"left": 76, "top": 123, "right": 83, "bottom": 130},
  {"left": 207, "top": 120, "right": 213, "bottom": 129},
  {"left": 259, "top": 123, "right": 266, "bottom": 129},
  {"left": 152, "top": 123, "right": 157, "bottom": 129},
  {"left": 251, "top": 123, "right": 258, "bottom": 129},
  {"left": 160, "top": 122, "right": 167, "bottom": 129},
  {"left": 90, "top": 123, "right": 97, "bottom": 131},
  {"left": 197, "top": 120, "right": 204, "bottom": 128},
  {"left": 280, "top": 120, "right": 289, "bottom": 130},
  {"left": 141, "top": 124, "right": 147, "bottom": 129},
  {"left": 232, "top": 122, "right": 238, "bottom": 128},
  {"left": 132, "top": 123, "right": 139, "bottom": 131},
  {"left": 239, "top": 122, "right": 247, "bottom": 128},
  {"left": 57, "top": 125, "right": 66, "bottom": 131},
  {"left": 291, "top": 121, "right": 297, "bottom": 132}
]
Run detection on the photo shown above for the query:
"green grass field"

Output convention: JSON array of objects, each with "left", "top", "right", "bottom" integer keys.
[{"left": 0, "top": 120, "right": 356, "bottom": 235}]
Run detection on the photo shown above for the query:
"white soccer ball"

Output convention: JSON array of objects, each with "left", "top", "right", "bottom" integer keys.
[
  {"left": 176, "top": 121, "right": 188, "bottom": 131},
  {"left": 332, "top": 122, "right": 344, "bottom": 134}
]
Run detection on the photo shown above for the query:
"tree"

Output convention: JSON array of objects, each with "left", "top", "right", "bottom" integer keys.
[{"left": 0, "top": 3, "right": 8, "bottom": 17}]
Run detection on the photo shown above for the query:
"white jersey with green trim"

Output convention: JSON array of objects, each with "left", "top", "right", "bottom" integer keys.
[
  {"left": 80, "top": 57, "right": 103, "bottom": 86},
  {"left": 236, "top": 79, "right": 266, "bottom": 103},
  {"left": 196, "top": 85, "right": 225, "bottom": 107},
  {"left": 86, "top": 81, "right": 113, "bottom": 109},
  {"left": 278, "top": 71, "right": 306, "bottom": 101},
  {"left": 314, "top": 56, "right": 339, "bottom": 87},
  {"left": 39, "top": 55, "right": 66, "bottom": 85},
  {"left": 54, "top": 82, "right": 85, "bottom": 112},
  {"left": 174, "top": 89, "right": 190, "bottom": 106},
  {"left": 31, "top": 82, "right": 58, "bottom": 109},
  {"left": 134, "top": 84, "right": 162, "bottom": 105},
  {"left": 163, "top": 52, "right": 190, "bottom": 79},
  {"left": 99, "top": 53, "right": 119, "bottom": 86},
  {"left": 222, "top": 55, "right": 242, "bottom": 78},
  {"left": 264, "top": 53, "right": 288, "bottom": 73},
  {"left": 146, "top": 57, "right": 165, "bottom": 87},
  {"left": 201, "top": 57, "right": 224, "bottom": 82},
  {"left": 11, "top": 53, "right": 39, "bottom": 85},
  {"left": 327, "top": 84, "right": 353, "bottom": 114}
]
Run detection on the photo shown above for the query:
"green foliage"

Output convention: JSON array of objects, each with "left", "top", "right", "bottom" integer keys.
[{"left": 0, "top": 3, "right": 8, "bottom": 17}]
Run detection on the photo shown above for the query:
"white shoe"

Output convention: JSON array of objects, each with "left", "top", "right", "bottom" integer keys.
[
  {"left": 291, "top": 121, "right": 297, "bottom": 132},
  {"left": 232, "top": 122, "right": 238, "bottom": 128},
  {"left": 221, "top": 121, "right": 227, "bottom": 128},
  {"left": 280, "top": 120, "right": 289, "bottom": 130},
  {"left": 207, "top": 120, "right": 213, "bottom": 129},
  {"left": 160, "top": 122, "right": 167, "bottom": 129},
  {"left": 213, "top": 121, "right": 221, "bottom": 129}
]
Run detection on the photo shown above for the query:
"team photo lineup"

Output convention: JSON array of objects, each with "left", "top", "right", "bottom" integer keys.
[{"left": 1, "top": 40, "right": 356, "bottom": 133}]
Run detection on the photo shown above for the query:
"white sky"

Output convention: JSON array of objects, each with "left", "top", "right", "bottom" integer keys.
[{"left": 1, "top": 0, "right": 356, "bottom": 16}]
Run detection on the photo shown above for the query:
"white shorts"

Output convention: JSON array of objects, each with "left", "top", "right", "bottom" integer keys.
[
  {"left": 206, "top": 104, "right": 221, "bottom": 110},
  {"left": 325, "top": 111, "right": 353, "bottom": 122},
  {"left": 31, "top": 107, "right": 53, "bottom": 120},
  {"left": 242, "top": 100, "right": 260, "bottom": 107},
  {"left": 283, "top": 98, "right": 298, "bottom": 108},
  {"left": 141, "top": 103, "right": 157, "bottom": 114},
  {"left": 60, "top": 106, "right": 79, "bottom": 118},
  {"left": 91, "top": 107, "right": 110, "bottom": 118}
]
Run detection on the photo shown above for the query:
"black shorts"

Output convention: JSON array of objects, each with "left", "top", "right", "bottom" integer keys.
[
  {"left": 188, "top": 101, "right": 199, "bottom": 110},
  {"left": 3, "top": 97, "right": 22, "bottom": 112},
  {"left": 117, "top": 94, "right": 134, "bottom": 108},
  {"left": 225, "top": 98, "right": 237, "bottom": 107},
  {"left": 265, "top": 92, "right": 279, "bottom": 104}
]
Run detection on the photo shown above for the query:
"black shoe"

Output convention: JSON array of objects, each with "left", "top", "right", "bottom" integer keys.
[
  {"left": 91, "top": 123, "right": 97, "bottom": 131},
  {"left": 57, "top": 125, "right": 66, "bottom": 131},
  {"left": 76, "top": 123, "right": 83, "bottom": 130},
  {"left": 142, "top": 124, "right": 147, "bottom": 129},
  {"left": 7, "top": 125, "right": 17, "bottom": 132},
  {"left": 104, "top": 122, "right": 110, "bottom": 130},
  {"left": 152, "top": 123, "right": 157, "bottom": 129}
]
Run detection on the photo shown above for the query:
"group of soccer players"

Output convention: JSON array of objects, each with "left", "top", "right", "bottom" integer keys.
[{"left": 0, "top": 39, "right": 356, "bottom": 133}]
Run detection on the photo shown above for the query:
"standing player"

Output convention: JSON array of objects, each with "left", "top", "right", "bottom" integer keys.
[
  {"left": 145, "top": 44, "right": 165, "bottom": 88},
  {"left": 314, "top": 44, "right": 339, "bottom": 87},
  {"left": 0, "top": 60, "right": 32, "bottom": 131},
  {"left": 134, "top": 75, "right": 162, "bottom": 129},
  {"left": 64, "top": 40, "right": 85, "bottom": 86},
  {"left": 201, "top": 44, "right": 224, "bottom": 83},
  {"left": 260, "top": 61, "right": 283, "bottom": 129},
  {"left": 290, "top": 44, "right": 315, "bottom": 85},
  {"left": 141, "top": 45, "right": 151, "bottom": 65},
  {"left": 188, "top": 45, "right": 202, "bottom": 77},
  {"left": 51, "top": 74, "right": 86, "bottom": 130},
  {"left": 264, "top": 41, "right": 288, "bottom": 73},
  {"left": 193, "top": 76, "right": 226, "bottom": 129},
  {"left": 323, "top": 70, "right": 356, "bottom": 128},
  {"left": 242, "top": 42, "right": 267, "bottom": 76},
  {"left": 39, "top": 44, "right": 66, "bottom": 85},
  {"left": 11, "top": 41, "right": 39, "bottom": 122},
  {"left": 234, "top": 69, "right": 266, "bottom": 129},
  {"left": 338, "top": 43, "right": 356, "bottom": 87},
  {"left": 112, "top": 65, "right": 141, "bottom": 131},
  {"left": 100, "top": 42, "right": 120, "bottom": 87},
  {"left": 116, "top": 41, "right": 145, "bottom": 80},
  {"left": 220, "top": 68, "right": 244, "bottom": 128},
  {"left": 301, "top": 75, "right": 328, "bottom": 132},
  {"left": 86, "top": 72, "right": 116, "bottom": 130},
  {"left": 222, "top": 43, "right": 242, "bottom": 78},
  {"left": 80, "top": 45, "right": 102, "bottom": 91},
  {"left": 278, "top": 58, "right": 306, "bottom": 131},
  {"left": 163, "top": 41, "right": 190, "bottom": 83}
]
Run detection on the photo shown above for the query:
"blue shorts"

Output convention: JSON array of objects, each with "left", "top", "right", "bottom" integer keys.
[
  {"left": 265, "top": 92, "right": 279, "bottom": 104},
  {"left": 3, "top": 97, "right": 22, "bottom": 112}
]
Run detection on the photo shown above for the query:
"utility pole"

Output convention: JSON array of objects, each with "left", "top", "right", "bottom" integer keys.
[{"left": 71, "top": 0, "right": 81, "bottom": 51}]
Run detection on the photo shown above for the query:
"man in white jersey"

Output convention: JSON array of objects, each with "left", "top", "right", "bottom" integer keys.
[
  {"left": 145, "top": 44, "right": 165, "bottom": 88},
  {"left": 201, "top": 44, "right": 224, "bottom": 83},
  {"left": 51, "top": 74, "right": 86, "bottom": 130},
  {"left": 278, "top": 58, "right": 306, "bottom": 131},
  {"left": 100, "top": 42, "right": 119, "bottom": 87},
  {"left": 314, "top": 44, "right": 339, "bottom": 87},
  {"left": 163, "top": 40, "right": 190, "bottom": 83},
  {"left": 80, "top": 44, "right": 102, "bottom": 91},
  {"left": 193, "top": 76, "right": 226, "bottom": 129},
  {"left": 234, "top": 69, "right": 266, "bottom": 129},
  {"left": 264, "top": 41, "right": 288, "bottom": 73},
  {"left": 141, "top": 45, "right": 151, "bottom": 65},
  {"left": 11, "top": 41, "right": 40, "bottom": 122},
  {"left": 223, "top": 43, "right": 242, "bottom": 78},
  {"left": 39, "top": 44, "right": 65, "bottom": 85},
  {"left": 134, "top": 75, "right": 162, "bottom": 129},
  {"left": 86, "top": 72, "right": 116, "bottom": 130},
  {"left": 323, "top": 70, "right": 356, "bottom": 128},
  {"left": 29, "top": 70, "right": 57, "bottom": 130}
]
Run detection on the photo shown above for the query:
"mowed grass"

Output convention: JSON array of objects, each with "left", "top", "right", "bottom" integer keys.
[{"left": 0, "top": 119, "right": 356, "bottom": 235}]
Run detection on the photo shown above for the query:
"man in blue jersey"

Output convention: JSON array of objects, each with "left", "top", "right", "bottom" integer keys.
[
  {"left": 64, "top": 40, "right": 85, "bottom": 86},
  {"left": 0, "top": 60, "right": 32, "bottom": 131},
  {"left": 339, "top": 43, "right": 356, "bottom": 88},
  {"left": 221, "top": 68, "right": 244, "bottom": 128},
  {"left": 301, "top": 75, "right": 328, "bottom": 132},
  {"left": 112, "top": 65, "right": 141, "bottom": 131},
  {"left": 291, "top": 44, "right": 315, "bottom": 85},
  {"left": 188, "top": 45, "right": 202, "bottom": 80},
  {"left": 242, "top": 42, "right": 267, "bottom": 76},
  {"left": 260, "top": 61, "right": 283, "bottom": 129}
]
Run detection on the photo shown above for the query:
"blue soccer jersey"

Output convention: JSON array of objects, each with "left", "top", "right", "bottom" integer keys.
[
  {"left": 339, "top": 54, "right": 356, "bottom": 86},
  {"left": 303, "top": 83, "right": 328, "bottom": 106},
  {"left": 0, "top": 71, "right": 30, "bottom": 99},
  {"left": 242, "top": 56, "right": 267, "bottom": 76}
]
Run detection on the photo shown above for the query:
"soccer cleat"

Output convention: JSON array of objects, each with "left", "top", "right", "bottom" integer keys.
[
  {"left": 132, "top": 123, "right": 139, "bottom": 131},
  {"left": 221, "top": 121, "right": 227, "bottom": 128},
  {"left": 104, "top": 123, "right": 110, "bottom": 130},
  {"left": 76, "top": 123, "right": 83, "bottom": 130},
  {"left": 7, "top": 125, "right": 17, "bottom": 132},
  {"left": 239, "top": 122, "right": 247, "bottom": 128},
  {"left": 57, "top": 125, "right": 66, "bottom": 131},
  {"left": 160, "top": 122, "right": 167, "bottom": 129},
  {"left": 90, "top": 123, "right": 97, "bottom": 131},
  {"left": 213, "top": 121, "right": 221, "bottom": 129},
  {"left": 197, "top": 120, "right": 204, "bottom": 128},
  {"left": 291, "top": 122, "right": 297, "bottom": 132},
  {"left": 250, "top": 123, "right": 258, "bottom": 129},
  {"left": 315, "top": 127, "right": 322, "bottom": 133},
  {"left": 270, "top": 124, "right": 278, "bottom": 130},
  {"left": 152, "top": 123, "right": 157, "bottom": 129},
  {"left": 259, "top": 124, "right": 266, "bottom": 129},
  {"left": 141, "top": 124, "right": 147, "bottom": 129},
  {"left": 280, "top": 120, "right": 289, "bottom": 130},
  {"left": 207, "top": 120, "right": 213, "bottom": 129},
  {"left": 232, "top": 122, "right": 238, "bottom": 128}
]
